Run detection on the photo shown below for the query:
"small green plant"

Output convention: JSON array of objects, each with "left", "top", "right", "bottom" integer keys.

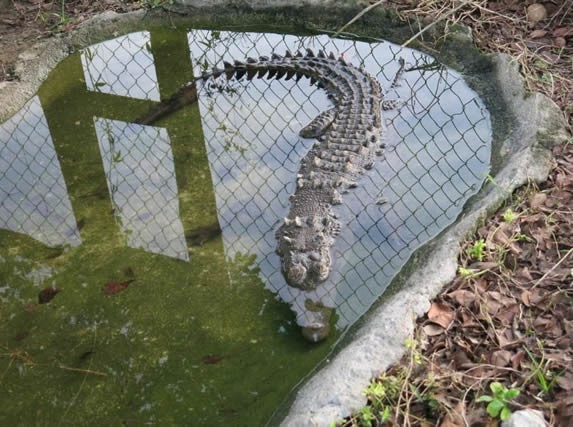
[
  {"left": 502, "top": 208, "right": 518, "bottom": 223},
  {"left": 467, "top": 239, "right": 486, "bottom": 261},
  {"left": 477, "top": 381, "right": 520, "bottom": 421},
  {"left": 458, "top": 266, "right": 486, "bottom": 278},
  {"left": 363, "top": 379, "right": 389, "bottom": 413},
  {"left": 514, "top": 232, "right": 533, "bottom": 242},
  {"left": 405, "top": 337, "right": 423, "bottom": 364},
  {"left": 364, "top": 381, "right": 387, "bottom": 402},
  {"left": 379, "top": 406, "right": 391, "bottom": 423},
  {"left": 38, "top": 0, "right": 70, "bottom": 31},
  {"left": 524, "top": 346, "right": 560, "bottom": 396},
  {"left": 358, "top": 405, "right": 376, "bottom": 426}
]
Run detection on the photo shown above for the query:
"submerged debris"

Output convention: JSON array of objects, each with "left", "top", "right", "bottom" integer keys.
[
  {"left": 202, "top": 354, "right": 223, "bottom": 365},
  {"left": 102, "top": 279, "right": 134, "bottom": 296},
  {"left": 38, "top": 286, "right": 61, "bottom": 304}
]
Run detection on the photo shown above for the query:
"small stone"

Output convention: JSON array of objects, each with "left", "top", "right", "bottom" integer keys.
[
  {"left": 526, "top": 4, "right": 547, "bottom": 24},
  {"left": 501, "top": 409, "right": 547, "bottom": 427}
]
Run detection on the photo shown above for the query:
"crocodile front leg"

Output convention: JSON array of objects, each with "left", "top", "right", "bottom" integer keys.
[{"left": 298, "top": 108, "right": 337, "bottom": 138}]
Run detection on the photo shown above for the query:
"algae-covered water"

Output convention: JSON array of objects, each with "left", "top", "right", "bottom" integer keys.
[{"left": 0, "top": 26, "right": 491, "bottom": 425}]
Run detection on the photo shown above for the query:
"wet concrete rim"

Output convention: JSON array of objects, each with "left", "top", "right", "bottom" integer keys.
[{"left": 0, "top": 3, "right": 569, "bottom": 427}]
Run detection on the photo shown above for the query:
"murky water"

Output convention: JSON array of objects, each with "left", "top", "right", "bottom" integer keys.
[{"left": 0, "top": 27, "right": 491, "bottom": 425}]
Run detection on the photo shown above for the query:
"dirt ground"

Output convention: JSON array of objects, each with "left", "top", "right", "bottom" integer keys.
[
  {"left": 0, "top": 0, "right": 140, "bottom": 81},
  {"left": 1, "top": 1, "right": 571, "bottom": 426}
]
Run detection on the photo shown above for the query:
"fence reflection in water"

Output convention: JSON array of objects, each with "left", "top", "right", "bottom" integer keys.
[{"left": 0, "top": 29, "right": 491, "bottom": 336}]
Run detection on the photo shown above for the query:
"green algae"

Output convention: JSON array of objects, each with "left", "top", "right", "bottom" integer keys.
[{"left": 0, "top": 28, "right": 336, "bottom": 426}]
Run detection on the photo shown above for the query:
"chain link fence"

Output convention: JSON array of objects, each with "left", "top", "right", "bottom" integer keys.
[{"left": 0, "top": 29, "right": 491, "bottom": 333}]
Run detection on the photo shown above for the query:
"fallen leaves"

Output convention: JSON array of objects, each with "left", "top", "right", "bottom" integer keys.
[
  {"left": 102, "top": 279, "right": 134, "bottom": 296},
  {"left": 395, "top": 0, "right": 573, "bottom": 130},
  {"left": 38, "top": 287, "right": 61, "bottom": 304},
  {"left": 345, "top": 143, "right": 573, "bottom": 426},
  {"left": 202, "top": 354, "right": 223, "bottom": 365}
]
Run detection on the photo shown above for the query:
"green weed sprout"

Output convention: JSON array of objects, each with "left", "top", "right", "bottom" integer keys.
[
  {"left": 477, "top": 381, "right": 520, "bottom": 421},
  {"left": 502, "top": 208, "right": 518, "bottom": 223},
  {"left": 468, "top": 239, "right": 486, "bottom": 261}
]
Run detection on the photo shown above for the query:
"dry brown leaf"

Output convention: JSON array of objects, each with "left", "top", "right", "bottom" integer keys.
[
  {"left": 427, "top": 302, "right": 455, "bottom": 329},
  {"left": 556, "top": 391, "right": 573, "bottom": 427},
  {"left": 533, "top": 315, "right": 563, "bottom": 338},
  {"left": 476, "top": 278, "right": 489, "bottom": 293},
  {"left": 517, "top": 266, "right": 533, "bottom": 282},
  {"left": 554, "top": 27, "right": 573, "bottom": 38},
  {"left": 511, "top": 350, "right": 525, "bottom": 370},
  {"left": 497, "top": 328, "right": 519, "bottom": 348},
  {"left": 490, "top": 349, "right": 512, "bottom": 367},
  {"left": 529, "top": 29, "right": 548, "bottom": 39},
  {"left": 557, "top": 372, "right": 573, "bottom": 391},
  {"left": 531, "top": 288, "right": 548, "bottom": 304},
  {"left": 461, "top": 311, "right": 479, "bottom": 327},
  {"left": 423, "top": 323, "right": 445, "bottom": 337},
  {"left": 471, "top": 262, "right": 499, "bottom": 270},
  {"left": 439, "top": 400, "right": 466, "bottom": 427},
  {"left": 555, "top": 335, "right": 571, "bottom": 350},
  {"left": 529, "top": 192, "right": 547, "bottom": 209},
  {"left": 453, "top": 349, "right": 473, "bottom": 370},
  {"left": 448, "top": 289, "right": 475, "bottom": 306},
  {"left": 492, "top": 224, "right": 522, "bottom": 254},
  {"left": 487, "top": 291, "right": 515, "bottom": 307},
  {"left": 484, "top": 299, "right": 503, "bottom": 315},
  {"left": 520, "top": 289, "right": 532, "bottom": 306},
  {"left": 495, "top": 304, "right": 519, "bottom": 326}
]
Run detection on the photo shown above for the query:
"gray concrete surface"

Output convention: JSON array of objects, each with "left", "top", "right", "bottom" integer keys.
[{"left": 0, "top": 3, "right": 569, "bottom": 426}]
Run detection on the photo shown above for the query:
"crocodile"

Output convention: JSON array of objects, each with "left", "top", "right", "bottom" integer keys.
[
  {"left": 137, "top": 49, "right": 384, "bottom": 341},
  {"left": 197, "top": 50, "right": 383, "bottom": 290}
]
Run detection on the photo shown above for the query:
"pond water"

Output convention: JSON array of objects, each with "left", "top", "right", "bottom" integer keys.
[{"left": 0, "top": 27, "right": 491, "bottom": 425}]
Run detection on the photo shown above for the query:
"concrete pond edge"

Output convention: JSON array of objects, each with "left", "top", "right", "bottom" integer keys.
[{"left": 0, "top": 3, "right": 569, "bottom": 426}]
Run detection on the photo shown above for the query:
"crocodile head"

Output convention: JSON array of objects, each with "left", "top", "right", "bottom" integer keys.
[{"left": 276, "top": 215, "right": 339, "bottom": 290}]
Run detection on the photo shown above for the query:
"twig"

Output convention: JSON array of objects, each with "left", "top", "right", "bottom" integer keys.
[
  {"left": 332, "top": 0, "right": 386, "bottom": 38},
  {"left": 58, "top": 365, "right": 108, "bottom": 377},
  {"left": 60, "top": 324, "right": 99, "bottom": 424},
  {"left": 402, "top": 0, "right": 473, "bottom": 48},
  {"left": 531, "top": 247, "right": 572, "bottom": 289}
]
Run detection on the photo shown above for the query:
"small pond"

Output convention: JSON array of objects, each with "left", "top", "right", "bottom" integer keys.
[{"left": 0, "top": 26, "right": 491, "bottom": 425}]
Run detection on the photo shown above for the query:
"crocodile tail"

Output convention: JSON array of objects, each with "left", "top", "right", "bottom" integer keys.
[
  {"left": 134, "top": 50, "right": 346, "bottom": 125},
  {"left": 198, "top": 50, "right": 339, "bottom": 84}
]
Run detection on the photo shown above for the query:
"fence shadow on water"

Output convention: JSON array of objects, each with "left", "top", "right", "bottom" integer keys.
[{"left": 0, "top": 29, "right": 492, "bottom": 336}]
